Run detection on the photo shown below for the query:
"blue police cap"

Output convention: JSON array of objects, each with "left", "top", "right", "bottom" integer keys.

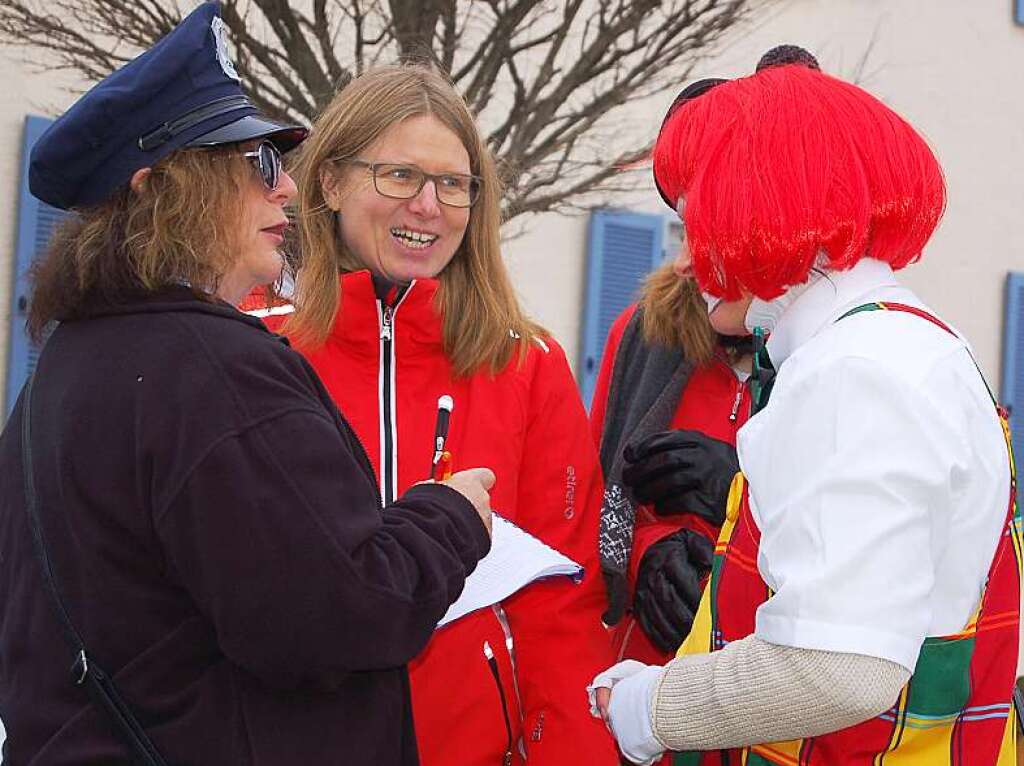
[{"left": 29, "top": 1, "right": 308, "bottom": 211}]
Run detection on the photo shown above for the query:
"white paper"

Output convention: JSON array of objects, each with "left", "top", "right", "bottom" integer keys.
[{"left": 438, "top": 514, "right": 583, "bottom": 628}]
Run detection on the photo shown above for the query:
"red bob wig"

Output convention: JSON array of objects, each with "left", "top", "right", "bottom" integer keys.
[{"left": 652, "top": 64, "right": 946, "bottom": 299}]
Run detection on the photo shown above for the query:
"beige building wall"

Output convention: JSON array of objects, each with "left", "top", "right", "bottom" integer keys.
[
  {"left": 0, "top": 54, "right": 74, "bottom": 404},
  {"left": 507, "top": 0, "right": 1024, "bottom": 385}
]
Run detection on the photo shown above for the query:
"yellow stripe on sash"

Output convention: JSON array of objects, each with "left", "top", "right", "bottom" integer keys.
[
  {"left": 997, "top": 711, "right": 1016, "bottom": 764},
  {"left": 1000, "top": 416, "right": 1016, "bottom": 481},
  {"left": 677, "top": 587, "right": 714, "bottom": 657},
  {"left": 1010, "top": 513, "right": 1023, "bottom": 582},
  {"left": 997, "top": 415, "right": 1023, "bottom": 578},
  {"left": 874, "top": 684, "right": 910, "bottom": 765},
  {"left": 677, "top": 473, "right": 745, "bottom": 660}
]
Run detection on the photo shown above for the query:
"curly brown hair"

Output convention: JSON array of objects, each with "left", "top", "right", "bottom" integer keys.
[{"left": 28, "top": 146, "right": 250, "bottom": 341}]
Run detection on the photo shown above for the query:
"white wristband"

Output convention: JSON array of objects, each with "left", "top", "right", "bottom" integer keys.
[{"left": 589, "top": 660, "right": 666, "bottom": 765}]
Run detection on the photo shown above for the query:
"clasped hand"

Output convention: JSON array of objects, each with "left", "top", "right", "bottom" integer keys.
[{"left": 588, "top": 660, "right": 667, "bottom": 765}]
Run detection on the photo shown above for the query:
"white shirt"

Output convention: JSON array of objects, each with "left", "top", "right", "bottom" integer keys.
[{"left": 739, "top": 259, "right": 1010, "bottom": 672}]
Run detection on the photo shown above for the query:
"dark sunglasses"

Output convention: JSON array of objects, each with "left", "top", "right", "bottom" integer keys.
[{"left": 242, "top": 140, "right": 283, "bottom": 191}]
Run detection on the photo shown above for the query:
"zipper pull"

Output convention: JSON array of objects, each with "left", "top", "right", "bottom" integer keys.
[
  {"left": 380, "top": 304, "right": 394, "bottom": 341},
  {"left": 728, "top": 387, "right": 743, "bottom": 422}
]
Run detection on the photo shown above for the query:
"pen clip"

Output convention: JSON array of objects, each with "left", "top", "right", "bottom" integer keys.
[{"left": 430, "top": 395, "right": 454, "bottom": 480}]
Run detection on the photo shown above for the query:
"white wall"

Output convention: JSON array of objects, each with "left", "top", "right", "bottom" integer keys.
[{"left": 506, "top": 0, "right": 1024, "bottom": 384}]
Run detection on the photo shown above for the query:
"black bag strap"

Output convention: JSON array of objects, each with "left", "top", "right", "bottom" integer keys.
[{"left": 20, "top": 374, "right": 168, "bottom": 766}]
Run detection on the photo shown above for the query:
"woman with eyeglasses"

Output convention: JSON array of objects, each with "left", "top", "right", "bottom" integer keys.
[
  {"left": 0, "top": 6, "right": 495, "bottom": 764},
  {"left": 262, "top": 65, "right": 618, "bottom": 765}
]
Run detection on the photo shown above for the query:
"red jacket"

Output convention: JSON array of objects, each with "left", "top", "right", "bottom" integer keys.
[
  {"left": 589, "top": 304, "right": 751, "bottom": 665},
  {"left": 266, "top": 271, "right": 618, "bottom": 766}
]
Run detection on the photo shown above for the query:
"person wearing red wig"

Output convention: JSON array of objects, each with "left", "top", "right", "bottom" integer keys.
[
  {"left": 590, "top": 47, "right": 819, "bottom": 672},
  {"left": 590, "top": 51, "right": 1021, "bottom": 764}
]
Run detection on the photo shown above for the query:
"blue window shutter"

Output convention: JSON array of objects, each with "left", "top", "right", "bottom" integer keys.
[
  {"left": 1002, "top": 272, "right": 1024, "bottom": 463},
  {"left": 6, "top": 115, "right": 67, "bottom": 418},
  {"left": 578, "top": 209, "right": 664, "bottom": 407}
]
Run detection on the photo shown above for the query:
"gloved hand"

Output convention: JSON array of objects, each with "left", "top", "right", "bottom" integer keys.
[
  {"left": 633, "top": 529, "right": 714, "bottom": 652},
  {"left": 588, "top": 660, "right": 666, "bottom": 766},
  {"left": 622, "top": 429, "right": 739, "bottom": 523}
]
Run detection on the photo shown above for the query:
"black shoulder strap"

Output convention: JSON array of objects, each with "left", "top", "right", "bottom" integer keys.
[{"left": 20, "top": 374, "right": 168, "bottom": 766}]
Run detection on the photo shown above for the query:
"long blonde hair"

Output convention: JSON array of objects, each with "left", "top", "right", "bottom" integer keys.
[
  {"left": 29, "top": 147, "right": 248, "bottom": 341},
  {"left": 638, "top": 260, "right": 717, "bottom": 365},
  {"left": 287, "top": 65, "right": 544, "bottom": 376}
]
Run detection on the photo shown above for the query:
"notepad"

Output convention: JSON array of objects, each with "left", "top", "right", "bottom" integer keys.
[{"left": 437, "top": 514, "right": 584, "bottom": 628}]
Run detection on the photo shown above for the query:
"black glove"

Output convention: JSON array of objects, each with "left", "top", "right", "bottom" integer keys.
[
  {"left": 621, "top": 429, "right": 739, "bottom": 524},
  {"left": 633, "top": 529, "right": 714, "bottom": 652}
]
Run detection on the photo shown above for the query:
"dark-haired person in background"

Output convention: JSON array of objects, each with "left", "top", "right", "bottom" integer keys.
[{"left": 0, "top": 4, "right": 492, "bottom": 764}]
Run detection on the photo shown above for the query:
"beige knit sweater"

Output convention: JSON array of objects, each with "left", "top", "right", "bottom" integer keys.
[{"left": 650, "top": 636, "right": 910, "bottom": 752}]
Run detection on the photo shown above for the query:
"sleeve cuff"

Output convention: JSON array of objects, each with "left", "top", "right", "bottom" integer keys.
[{"left": 401, "top": 482, "right": 492, "bottom": 560}]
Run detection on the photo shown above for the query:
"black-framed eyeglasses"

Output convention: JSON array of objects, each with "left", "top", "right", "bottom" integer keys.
[
  {"left": 243, "top": 140, "right": 283, "bottom": 191},
  {"left": 337, "top": 159, "right": 481, "bottom": 208}
]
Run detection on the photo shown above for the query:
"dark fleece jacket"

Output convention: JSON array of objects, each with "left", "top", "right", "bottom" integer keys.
[{"left": 0, "top": 289, "right": 489, "bottom": 765}]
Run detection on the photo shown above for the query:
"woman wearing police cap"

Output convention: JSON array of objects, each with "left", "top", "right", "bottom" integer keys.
[{"left": 0, "top": 3, "right": 494, "bottom": 764}]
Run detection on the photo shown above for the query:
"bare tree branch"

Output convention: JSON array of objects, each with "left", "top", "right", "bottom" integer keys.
[
  {"left": 848, "top": 18, "right": 883, "bottom": 86},
  {"left": 0, "top": 0, "right": 779, "bottom": 222}
]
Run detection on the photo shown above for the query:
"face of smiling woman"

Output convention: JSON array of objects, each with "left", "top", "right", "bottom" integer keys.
[{"left": 323, "top": 114, "right": 472, "bottom": 284}]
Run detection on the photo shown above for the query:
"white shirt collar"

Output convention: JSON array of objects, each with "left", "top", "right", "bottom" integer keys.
[{"left": 765, "top": 258, "right": 902, "bottom": 367}]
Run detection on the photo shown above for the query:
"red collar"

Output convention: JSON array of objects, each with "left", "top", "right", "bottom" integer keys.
[{"left": 332, "top": 270, "right": 444, "bottom": 349}]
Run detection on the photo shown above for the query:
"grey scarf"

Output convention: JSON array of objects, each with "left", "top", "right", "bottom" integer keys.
[{"left": 597, "top": 308, "right": 693, "bottom": 626}]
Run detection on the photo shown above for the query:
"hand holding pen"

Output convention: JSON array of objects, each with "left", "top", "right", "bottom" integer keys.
[{"left": 442, "top": 468, "right": 495, "bottom": 536}]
